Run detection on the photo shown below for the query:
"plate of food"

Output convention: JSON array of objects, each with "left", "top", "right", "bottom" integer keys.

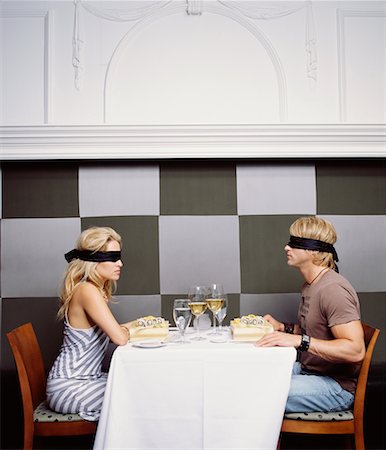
[
  {"left": 131, "top": 340, "right": 167, "bottom": 349},
  {"left": 230, "top": 314, "right": 274, "bottom": 342}
]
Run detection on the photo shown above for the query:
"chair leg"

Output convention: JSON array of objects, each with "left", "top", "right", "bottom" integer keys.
[
  {"left": 23, "top": 432, "right": 33, "bottom": 450},
  {"left": 354, "top": 428, "right": 365, "bottom": 450},
  {"left": 23, "top": 422, "right": 34, "bottom": 450}
]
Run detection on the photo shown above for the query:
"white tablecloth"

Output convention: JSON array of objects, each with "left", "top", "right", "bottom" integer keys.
[{"left": 94, "top": 331, "right": 296, "bottom": 450}]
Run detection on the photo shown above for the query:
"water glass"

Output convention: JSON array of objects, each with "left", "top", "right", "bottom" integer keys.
[{"left": 173, "top": 299, "right": 192, "bottom": 344}]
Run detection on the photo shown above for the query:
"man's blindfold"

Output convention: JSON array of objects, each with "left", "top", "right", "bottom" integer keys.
[{"left": 288, "top": 236, "right": 339, "bottom": 263}]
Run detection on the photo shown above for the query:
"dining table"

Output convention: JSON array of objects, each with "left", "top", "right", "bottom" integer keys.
[{"left": 93, "top": 328, "right": 296, "bottom": 450}]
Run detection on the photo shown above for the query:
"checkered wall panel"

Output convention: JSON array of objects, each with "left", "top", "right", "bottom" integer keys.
[{"left": 1, "top": 160, "right": 385, "bottom": 369}]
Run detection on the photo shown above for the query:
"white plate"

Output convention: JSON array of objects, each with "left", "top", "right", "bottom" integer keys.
[
  {"left": 209, "top": 335, "right": 228, "bottom": 344},
  {"left": 131, "top": 341, "right": 167, "bottom": 349}
]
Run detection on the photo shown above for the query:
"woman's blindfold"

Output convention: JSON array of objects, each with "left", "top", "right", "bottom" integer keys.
[{"left": 65, "top": 249, "right": 122, "bottom": 263}]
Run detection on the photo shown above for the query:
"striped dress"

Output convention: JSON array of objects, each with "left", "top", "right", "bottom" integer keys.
[{"left": 46, "top": 317, "right": 109, "bottom": 421}]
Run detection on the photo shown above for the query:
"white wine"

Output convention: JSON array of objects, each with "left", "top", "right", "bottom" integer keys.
[
  {"left": 173, "top": 307, "right": 192, "bottom": 331},
  {"left": 188, "top": 302, "right": 207, "bottom": 317},
  {"left": 206, "top": 298, "right": 224, "bottom": 313}
]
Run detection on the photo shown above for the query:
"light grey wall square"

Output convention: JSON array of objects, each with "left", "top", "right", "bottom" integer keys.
[
  {"left": 240, "top": 293, "right": 300, "bottom": 323},
  {"left": 237, "top": 164, "right": 316, "bottom": 215},
  {"left": 109, "top": 295, "right": 161, "bottom": 323},
  {"left": 2, "top": 218, "right": 81, "bottom": 297},
  {"left": 159, "top": 216, "right": 241, "bottom": 295},
  {"left": 322, "top": 215, "right": 386, "bottom": 292},
  {"left": 79, "top": 164, "right": 159, "bottom": 217}
]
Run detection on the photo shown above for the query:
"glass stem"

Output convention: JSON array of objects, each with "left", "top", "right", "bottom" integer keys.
[{"left": 213, "top": 313, "right": 217, "bottom": 333}]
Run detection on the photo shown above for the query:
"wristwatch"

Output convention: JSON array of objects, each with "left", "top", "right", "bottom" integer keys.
[{"left": 298, "top": 334, "right": 311, "bottom": 352}]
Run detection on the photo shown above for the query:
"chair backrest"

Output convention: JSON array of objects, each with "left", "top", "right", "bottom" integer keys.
[
  {"left": 6, "top": 323, "right": 47, "bottom": 416},
  {"left": 353, "top": 323, "right": 380, "bottom": 420}
]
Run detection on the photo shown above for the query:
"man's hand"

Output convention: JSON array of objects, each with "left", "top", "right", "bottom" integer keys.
[
  {"left": 263, "top": 314, "right": 284, "bottom": 332},
  {"left": 255, "top": 331, "right": 301, "bottom": 348}
]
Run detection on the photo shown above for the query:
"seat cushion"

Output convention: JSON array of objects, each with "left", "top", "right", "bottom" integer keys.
[
  {"left": 34, "top": 401, "right": 85, "bottom": 422},
  {"left": 284, "top": 410, "right": 354, "bottom": 421}
]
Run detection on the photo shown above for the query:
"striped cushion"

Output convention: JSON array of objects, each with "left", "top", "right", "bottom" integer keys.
[
  {"left": 34, "top": 401, "right": 84, "bottom": 422},
  {"left": 284, "top": 410, "right": 354, "bottom": 421}
]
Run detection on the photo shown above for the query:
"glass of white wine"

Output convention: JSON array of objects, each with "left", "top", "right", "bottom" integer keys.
[
  {"left": 173, "top": 299, "right": 192, "bottom": 344},
  {"left": 216, "top": 294, "right": 227, "bottom": 333},
  {"left": 209, "top": 295, "right": 228, "bottom": 343},
  {"left": 206, "top": 283, "right": 225, "bottom": 336},
  {"left": 188, "top": 285, "right": 208, "bottom": 341}
]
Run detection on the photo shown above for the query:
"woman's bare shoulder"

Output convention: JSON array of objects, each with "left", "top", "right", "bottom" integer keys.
[{"left": 73, "top": 281, "right": 102, "bottom": 299}]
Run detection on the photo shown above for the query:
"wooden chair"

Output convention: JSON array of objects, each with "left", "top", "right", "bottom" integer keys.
[
  {"left": 6, "top": 322, "right": 97, "bottom": 450},
  {"left": 279, "top": 323, "right": 380, "bottom": 450}
]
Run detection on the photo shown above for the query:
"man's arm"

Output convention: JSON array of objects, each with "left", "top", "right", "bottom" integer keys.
[
  {"left": 256, "top": 319, "right": 365, "bottom": 364},
  {"left": 308, "top": 320, "right": 365, "bottom": 363},
  {"left": 264, "top": 314, "right": 301, "bottom": 335}
]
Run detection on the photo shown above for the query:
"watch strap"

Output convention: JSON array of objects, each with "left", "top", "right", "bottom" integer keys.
[{"left": 298, "top": 334, "right": 311, "bottom": 352}]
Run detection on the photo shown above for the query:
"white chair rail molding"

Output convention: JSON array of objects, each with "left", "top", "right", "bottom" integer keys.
[
  {"left": 1, "top": 124, "right": 386, "bottom": 160},
  {"left": 1, "top": 0, "right": 385, "bottom": 160}
]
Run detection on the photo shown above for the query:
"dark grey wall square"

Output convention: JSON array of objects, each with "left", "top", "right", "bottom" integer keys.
[
  {"left": 316, "top": 161, "right": 386, "bottom": 215},
  {"left": 81, "top": 216, "right": 160, "bottom": 295},
  {"left": 222, "top": 293, "right": 240, "bottom": 325},
  {"left": 241, "top": 293, "right": 300, "bottom": 324},
  {"left": 0, "top": 220, "right": 1, "bottom": 298},
  {"left": 358, "top": 292, "right": 386, "bottom": 362},
  {"left": 239, "top": 215, "right": 304, "bottom": 293},
  {"left": 1, "top": 297, "right": 63, "bottom": 371},
  {"left": 2, "top": 162, "right": 79, "bottom": 218},
  {"left": 160, "top": 162, "right": 237, "bottom": 215}
]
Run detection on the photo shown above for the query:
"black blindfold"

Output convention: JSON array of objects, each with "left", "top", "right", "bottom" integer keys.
[
  {"left": 65, "top": 249, "right": 122, "bottom": 263},
  {"left": 288, "top": 236, "right": 339, "bottom": 264}
]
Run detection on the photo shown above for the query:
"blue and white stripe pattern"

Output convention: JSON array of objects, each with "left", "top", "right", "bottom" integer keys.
[{"left": 46, "top": 319, "right": 109, "bottom": 421}]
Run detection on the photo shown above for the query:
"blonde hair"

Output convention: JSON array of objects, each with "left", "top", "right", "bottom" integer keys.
[
  {"left": 58, "top": 227, "right": 122, "bottom": 319},
  {"left": 289, "top": 216, "right": 337, "bottom": 270}
]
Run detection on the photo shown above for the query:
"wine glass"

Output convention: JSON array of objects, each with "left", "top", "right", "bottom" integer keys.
[
  {"left": 216, "top": 295, "right": 228, "bottom": 333},
  {"left": 173, "top": 299, "right": 192, "bottom": 344},
  {"left": 209, "top": 295, "right": 228, "bottom": 343},
  {"left": 188, "top": 285, "right": 208, "bottom": 341},
  {"left": 206, "top": 283, "right": 225, "bottom": 336}
]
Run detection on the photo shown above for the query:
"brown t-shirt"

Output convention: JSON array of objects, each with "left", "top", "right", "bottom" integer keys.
[{"left": 298, "top": 270, "right": 361, "bottom": 393}]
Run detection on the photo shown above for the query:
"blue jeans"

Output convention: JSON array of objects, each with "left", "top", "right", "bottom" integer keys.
[{"left": 285, "top": 362, "right": 355, "bottom": 413}]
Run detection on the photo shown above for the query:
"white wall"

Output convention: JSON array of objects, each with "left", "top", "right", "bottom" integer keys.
[{"left": 1, "top": 0, "right": 385, "bottom": 158}]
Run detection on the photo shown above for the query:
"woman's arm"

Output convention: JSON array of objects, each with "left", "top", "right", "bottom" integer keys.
[{"left": 74, "top": 283, "right": 130, "bottom": 346}]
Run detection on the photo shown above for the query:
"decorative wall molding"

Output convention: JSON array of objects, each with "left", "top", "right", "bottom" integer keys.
[
  {"left": 201, "top": 3, "right": 288, "bottom": 122},
  {"left": 73, "top": 0, "right": 173, "bottom": 90},
  {"left": 337, "top": 8, "right": 386, "bottom": 122},
  {"left": 103, "top": 2, "right": 288, "bottom": 122},
  {"left": 76, "top": 0, "right": 316, "bottom": 123},
  {"left": 1, "top": 124, "right": 385, "bottom": 160},
  {"left": 218, "top": 1, "right": 317, "bottom": 84},
  {"left": 0, "top": 9, "right": 52, "bottom": 124},
  {"left": 186, "top": 0, "right": 203, "bottom": 16}
]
